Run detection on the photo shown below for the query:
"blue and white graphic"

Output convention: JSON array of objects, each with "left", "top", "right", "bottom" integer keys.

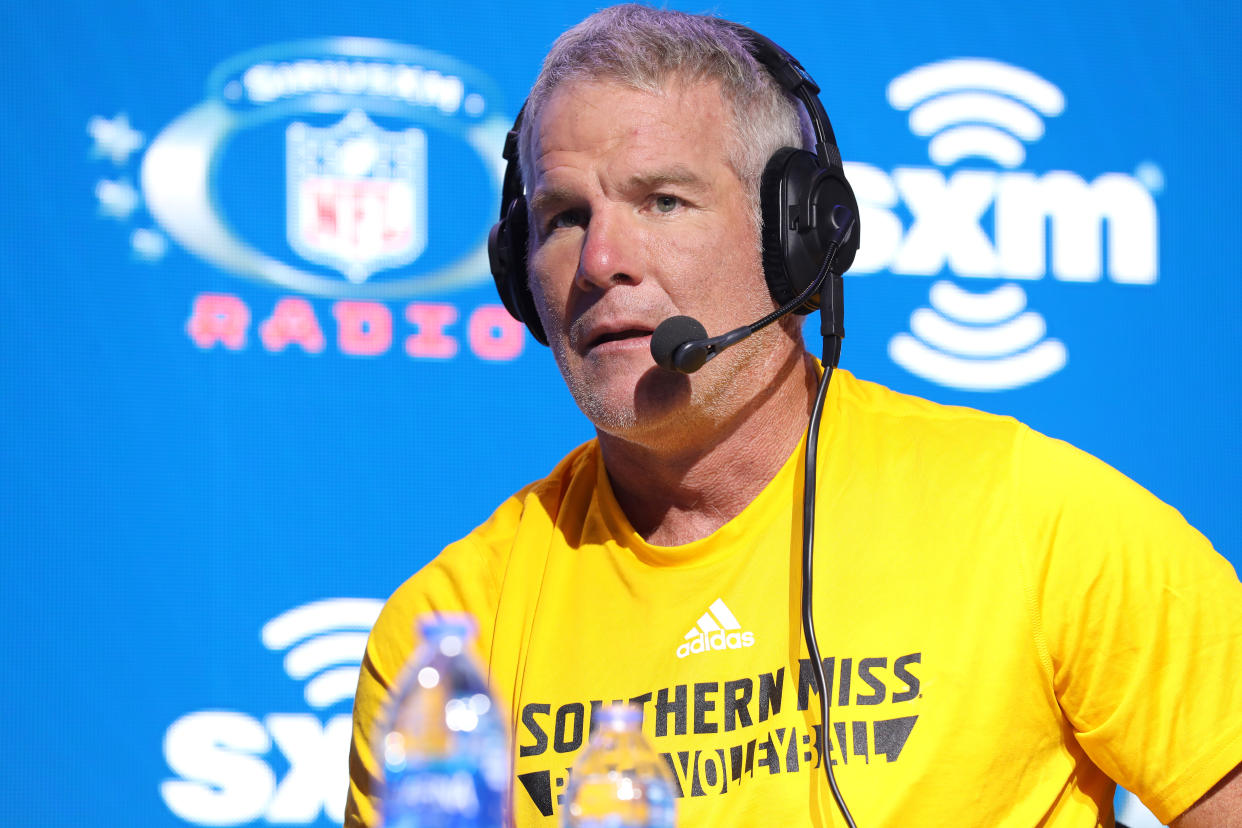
[
  {"left": 161, "top": 600, "right": 381, "bottom": 825},
  {"left": 889, "top": 280, "right": 1066, "bottom": 390},
  {"left": 847, "top": 58, "right": 1161, "bottom": 391},
  {"left": 261, "top": 598, "right": 384, "bottom": 709},
  {"left": 137, "top": 38, "right": 509, "bottom": 299},
  {"left": 887, "top": 58, "right": 1065, "bottom": 169},
  {"left": 90, "top": 111, "right": 168, "bottom": 260},
  {"left": 89, "top": 112, "right": 146, "bottom": 165},
  {"left": 286, "top": 111, "right": 427, "bottom": 285}
]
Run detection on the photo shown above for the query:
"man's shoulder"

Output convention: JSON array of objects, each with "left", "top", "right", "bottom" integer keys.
[
  {"left": 370, "top": 439, "right": 601, "bottom": 661},
  {"left": 466, "top": 437, "right": 601, "bottom": 553},
  {"left": 834, "top": 368, "right": 1031, "bottom": 449},
  {"left": 390, "top": 439, "right": 600, "bottom": 597},
  {"left": 836, "top": 369, "right": 1013, "bottom": 423},
  {"left": 831, "top": 369, "right": 1133, "bottom": 498}
]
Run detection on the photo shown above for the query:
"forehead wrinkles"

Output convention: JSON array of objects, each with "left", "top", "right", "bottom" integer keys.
[{"left": 530, "top": 79, "right": 736, "bottom": 189}]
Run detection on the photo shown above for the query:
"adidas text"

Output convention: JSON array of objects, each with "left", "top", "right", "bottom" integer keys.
[{"left": 677, "top": 630, "right": 756, "bottom": 659}]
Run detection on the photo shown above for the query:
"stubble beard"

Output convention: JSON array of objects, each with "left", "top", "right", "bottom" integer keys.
[{"left": 557, "top": 299, "right": 789, "bottom": 452}]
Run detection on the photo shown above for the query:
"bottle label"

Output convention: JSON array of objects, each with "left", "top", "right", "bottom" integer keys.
[{"left": 383, "top": 761, "right": 503, "bottom": 828}]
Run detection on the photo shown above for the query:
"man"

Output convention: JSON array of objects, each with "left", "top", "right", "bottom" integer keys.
[{"left": 347, "top": 6, "right": 1242, "bottom": 825}]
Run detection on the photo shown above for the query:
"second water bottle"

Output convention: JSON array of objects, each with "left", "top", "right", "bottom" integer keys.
[{"left": 563, "top": 703, "right": 676, "bottom": 828}]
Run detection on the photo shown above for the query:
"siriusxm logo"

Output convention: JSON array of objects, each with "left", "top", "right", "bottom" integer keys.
[
  {"left": 93, "top": 38, "right": 508, "bottom": 300},
  {"left": 848, "top": 58, "right": 1160, "bottom": 391},
  {"left": 161, "top": 598, "right": 382, "bottom": 826}
]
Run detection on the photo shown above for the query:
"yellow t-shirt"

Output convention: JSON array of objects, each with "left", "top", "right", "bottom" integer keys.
[{"left": 347, "top": 370, "right": 1242, "bottom": 827}]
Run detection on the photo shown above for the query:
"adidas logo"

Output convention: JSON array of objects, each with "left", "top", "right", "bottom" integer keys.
[{"left": 675, "top": 598, "right": 755, "bottom": 659}]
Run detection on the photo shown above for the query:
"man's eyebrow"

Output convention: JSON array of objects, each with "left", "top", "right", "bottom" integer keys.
[
  {"left": 528, "top": 185, "right": 578, "bottom": 216},
  {"left": 528, "top": 166, "right": 710, "bottom": 215},
  {"left": 623, "top": 165, "right": 708, "bottom": 192}
]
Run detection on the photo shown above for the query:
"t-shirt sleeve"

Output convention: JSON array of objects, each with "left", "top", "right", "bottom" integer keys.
[
  {"left": 1015, "top": 427, "right": 1242, "bottom": 824},
  {"left": 343, "top": 530, "right": 505, "bottom": 828}
]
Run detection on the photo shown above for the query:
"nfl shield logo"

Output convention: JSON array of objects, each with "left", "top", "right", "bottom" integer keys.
[{"left": 286, "top": 110, "right": 427, "bottom": 283}]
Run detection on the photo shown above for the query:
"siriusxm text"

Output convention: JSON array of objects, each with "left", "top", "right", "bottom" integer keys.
[
  {"left": 846, "top": 164, "right": 1157, "bottom": 283},
  {"left": 162, "top": 711, "right": 350, "bottom": 825},
  {"left": 239, "top": 60, "right": 468, "bottom": 113}
]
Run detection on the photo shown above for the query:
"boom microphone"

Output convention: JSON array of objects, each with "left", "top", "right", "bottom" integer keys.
[
  {"left": 650, "top": 316, "right": 709, "bottom": 372},
  {"left": 651, "top": 317, "right": 756, "bottom": 374}
]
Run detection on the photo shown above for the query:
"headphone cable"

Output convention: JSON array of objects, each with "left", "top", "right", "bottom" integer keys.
[
  {"left": 801, "top": 346, "right": 857, "bottom": 828},
  {"left": 795, "top": 217, "right": 858, "bottom": 827}
]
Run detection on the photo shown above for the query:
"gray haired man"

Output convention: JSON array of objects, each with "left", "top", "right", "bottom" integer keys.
[{"left": 347, "top": 6, "right": 1242, "bottom": 826}]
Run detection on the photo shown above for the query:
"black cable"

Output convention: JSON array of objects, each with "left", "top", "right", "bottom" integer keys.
[
  {"left": 790, "top": 210, "right": 857, "bottom": 826},
  {"left": 800, "top": 344, "right": 857, "bottom": 828}
]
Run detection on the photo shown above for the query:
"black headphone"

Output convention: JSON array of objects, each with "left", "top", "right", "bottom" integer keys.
[{"left": 487, "top": 23, "right": 860, "bottom": 348}]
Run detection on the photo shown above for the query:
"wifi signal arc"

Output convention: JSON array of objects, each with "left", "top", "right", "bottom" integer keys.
[
  {"left": 887, "top": 58, "right": 1066, "bottom": 169},
  {"left": 929, "top": 281, "right": 1027, "bottom": 323},
  {"left": 890, "top": 280, "right": 1067, "bottom": 391},
  {"left": 284, "top": 631, "right": 371, "bottom": 679},
  {"left": 261, "top": 598, "right": 382, "bottom": 650},
  {"left": 887, "top": 59, "right": 1065, "bottom": 115},
  {"left": 909, "top": 308, "right": 1046, "bottom": 357},
  {"left": 303, "top": 667, "right": 367, "bottom": 710},
  {"left": 261, "top": 598, "right": 384, "bottom": 710},
  {"left": 930, "top": 127, "right": 1024, "bottom": 168},
  {"left": 889, "top": 333, "right": 1066, "bottom": 391},
  {"left": 909, "top": 92, "right": 1045, "bottom": 141}
]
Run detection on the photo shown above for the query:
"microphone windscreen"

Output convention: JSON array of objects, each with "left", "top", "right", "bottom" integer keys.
[{"left": 650, "top": 315, "right": 708, "bottom": 370}]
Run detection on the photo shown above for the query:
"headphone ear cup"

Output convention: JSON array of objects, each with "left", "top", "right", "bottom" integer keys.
[
  {"left": 488, "top": 197, "right": 548, "bottom": 346},
  {"left": 759, "top": 147, "right": 808, "bottom": 311},
  {"left": 759, "top": 147, "right": 860, "bottom": 312}
]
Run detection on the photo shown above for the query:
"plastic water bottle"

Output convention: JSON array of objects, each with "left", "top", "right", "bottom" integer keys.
[
  {"left": 563, "top": 703, "right": 677, "bottom": 828},
  {"left": 377, "top": 614, "right": 508, "bottom": 828}
]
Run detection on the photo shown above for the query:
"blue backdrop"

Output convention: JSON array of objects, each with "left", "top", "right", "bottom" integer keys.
[{"left": 2, "top": 1, "right": 1238, "bottom": 825}]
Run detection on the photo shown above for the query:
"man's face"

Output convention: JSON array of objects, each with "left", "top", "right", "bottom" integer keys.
[{"left": 526, "top": 77, "right": 786, "bottom": 441}]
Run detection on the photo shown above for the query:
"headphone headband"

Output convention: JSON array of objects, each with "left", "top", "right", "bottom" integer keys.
[{"left": 727, "top": 25, "right": 843, "bottom": 171}]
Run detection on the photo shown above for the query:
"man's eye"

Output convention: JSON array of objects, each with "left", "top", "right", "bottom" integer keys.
[
  {"left": 653, "top": 195, "right": 680, "bottom": 213},
  {"left": 549, "top": 209, "right": 585, "bottom": 231}
]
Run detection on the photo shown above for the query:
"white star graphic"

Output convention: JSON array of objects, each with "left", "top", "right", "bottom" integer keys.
[
  {"left": 95, "top": 178, "right": 140, "bottom": 219},
  {"left": 88, "top": 113, "right": 145, "bottom": 165},
  {"left": 130, "top": 228, "right": 167, "bottom": 262}
]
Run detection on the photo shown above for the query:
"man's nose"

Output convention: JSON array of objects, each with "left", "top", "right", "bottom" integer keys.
[{"left": 574, "top": 207, "right": 642, "bottom": 292}]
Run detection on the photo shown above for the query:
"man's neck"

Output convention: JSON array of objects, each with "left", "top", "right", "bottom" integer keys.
[{"left": 597, "top": 348, "right": 820, "bottom": 547}]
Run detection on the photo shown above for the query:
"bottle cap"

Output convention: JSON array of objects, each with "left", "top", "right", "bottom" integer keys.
[
  {"left": 416, "top": 613, "right": 476, "bottom": 657},
  {"left": 594, "top": 702, "right": 643, "bottom": 731}
]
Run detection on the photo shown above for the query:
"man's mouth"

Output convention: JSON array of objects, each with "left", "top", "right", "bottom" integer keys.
[
  {"left": 592, "top": 328, "right": 650, "bottom": 346},
  {"left": 582, "top": 326, "right": 654, "bottom": 353}
]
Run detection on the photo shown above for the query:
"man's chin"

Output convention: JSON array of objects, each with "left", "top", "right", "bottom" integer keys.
[
  {"left": 634, "top": 367, "right": 693, "bottom": 419},
  {"left": 566, "top": 365, "right": 692, "bottom": 438}
]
